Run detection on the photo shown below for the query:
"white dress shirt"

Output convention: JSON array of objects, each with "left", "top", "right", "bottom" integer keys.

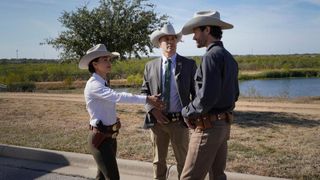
[
  {"left": 84, "top": 73, "right": 146, "bottom": 127},
  {"left": 161, "top": 53, "right": 182, "bottom": 113}
]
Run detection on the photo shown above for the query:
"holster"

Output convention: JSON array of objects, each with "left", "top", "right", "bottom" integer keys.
[
  {"left": 92, "top": 131, "right": 109, "bottom": 149},
  {"left": 190, "top": 112, "right": 234, "bottom": 131},
  {"left": 90, "top": 121, "right": 121, "bottom": 148}
]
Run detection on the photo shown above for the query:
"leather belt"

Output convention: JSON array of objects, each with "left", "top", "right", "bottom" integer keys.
[
  {"left": 191, "top": 112, "right": 233, "bottom": 130},
  {"left": 90, "top": 127, "right": 119, "bottom": 139},
  {"left": 89, "top": 121, "right": 121, "bottom": 139}
]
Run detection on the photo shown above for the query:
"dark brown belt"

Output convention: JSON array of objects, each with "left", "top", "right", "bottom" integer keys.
[
  {"left": 90, "top": 126, "right": 119, "bottom": 139},
  {"left": 89, "top": 121, "right": 121, "bottom": 139},
  {"left": 191, "top": 112, "right": 233, "bottom": 131}
]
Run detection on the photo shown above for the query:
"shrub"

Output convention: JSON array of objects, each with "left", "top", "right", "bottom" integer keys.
[
  {"left": 1, "top": 55, "right": 319, "bottom": 85},
  {"left": 63, "top": 77, "right": 73, "bottom": 87},
  {"left": 7, "top": 82, "right": 36, "bottom": 92},
  {"left": 127, "top": 74, "right": 143, "bottom": 87}
]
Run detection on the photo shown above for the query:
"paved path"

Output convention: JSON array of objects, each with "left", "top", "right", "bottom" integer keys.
[{"left": 0, "top": 144, "right": 290, "bottom": 180}]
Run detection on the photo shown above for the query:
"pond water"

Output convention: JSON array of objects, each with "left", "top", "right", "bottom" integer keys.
[
  {"left": 114, "top": 78, "right": 320, "bottom": 98},
  {"left": 239, "top": 77, "right": 320, "bottom": 98}
]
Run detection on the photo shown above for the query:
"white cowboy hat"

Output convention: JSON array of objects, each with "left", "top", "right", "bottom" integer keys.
[
  {"left": 182, "top": 10, "right": 233, "bottom": 35},
  {"left": 150, "top": 23, "right": 182, "bottom": 48},
  {"left": 78, "top": 44, "right": 120, "bottom": 69}
]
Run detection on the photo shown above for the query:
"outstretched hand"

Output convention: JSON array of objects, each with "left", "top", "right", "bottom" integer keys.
[{"left": 146, "top": 94, "right": 165, "bottom": 110}]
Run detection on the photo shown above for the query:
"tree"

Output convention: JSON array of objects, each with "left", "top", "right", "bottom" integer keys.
[{"left": 44, "top": 0, "right": 168, "bottom": 61}]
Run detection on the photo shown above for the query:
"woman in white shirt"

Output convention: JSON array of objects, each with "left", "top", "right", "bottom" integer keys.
[{"left": 79, "top": 44, "right": 163, "bottom": 180}]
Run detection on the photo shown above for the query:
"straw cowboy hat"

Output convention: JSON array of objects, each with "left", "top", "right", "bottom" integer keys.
[
  {"left": 150, "top": 23, "right": 182, "bottom": 48},
  {"left": 79, "top": 44, "right": 120, "bottom": 69},
  {"left": 182, "top": 10, "right": 233, "bottom": 35}
]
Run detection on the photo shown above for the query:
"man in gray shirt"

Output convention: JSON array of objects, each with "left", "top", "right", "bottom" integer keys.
[{"left": 180, "top": 10, "right": 239, "bottom": 180}]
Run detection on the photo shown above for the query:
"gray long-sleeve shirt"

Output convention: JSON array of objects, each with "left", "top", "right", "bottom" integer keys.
[{"left": 182, "top": 41, "right": 239, "bottom": 118}]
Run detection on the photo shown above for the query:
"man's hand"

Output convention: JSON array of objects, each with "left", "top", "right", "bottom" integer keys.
[
  {"left": 150, "top": 109, "right": 170, "bottom": 125},
  {"left": 184, "top": 117, "right": 195, "bottom": 129},
  {"left": 146, "top": 94, "right": 165, "bottom": 110}
]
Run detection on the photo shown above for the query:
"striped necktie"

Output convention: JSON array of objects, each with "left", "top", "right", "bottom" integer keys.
[{"left": 163, "top": 59, "right": 171, "bottom": 112}]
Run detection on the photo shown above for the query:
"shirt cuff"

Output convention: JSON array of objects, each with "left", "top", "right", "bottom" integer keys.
[
  {"left": 90, "top": 119, "right": 99, "bottom": 127},
  {"left": 142, "top": 95, "right": 147, "bottom": 104}
]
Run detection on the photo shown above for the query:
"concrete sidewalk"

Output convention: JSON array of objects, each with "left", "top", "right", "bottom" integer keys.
[{"left": 0, "top": 144, "right": 289, "bottom": 180}]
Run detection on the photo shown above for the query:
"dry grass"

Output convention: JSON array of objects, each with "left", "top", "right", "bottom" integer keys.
[
  {"left": 0, "top": 98, "right": 319, "bottom": 179},
  {"left": 229, "top": 111, "right": 320, "bottom": 179}
]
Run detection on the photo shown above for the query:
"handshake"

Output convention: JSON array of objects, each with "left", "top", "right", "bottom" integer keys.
[
  {"left": 146, "top": 94, "right": 165, "bottom": 111},
  {"left": 146, "top": 94, "right": 173, "bottom": 125}
]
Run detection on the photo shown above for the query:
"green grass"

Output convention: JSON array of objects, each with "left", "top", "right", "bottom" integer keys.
[
  {"left": 239, "top": 69, "right": 320, "bottom": 80},
  {"left": 1, "top": 54, "right": 319, "bottom": 90}
]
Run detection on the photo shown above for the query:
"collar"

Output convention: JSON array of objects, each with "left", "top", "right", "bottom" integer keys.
[
  {"left": 162, "top": 53, "right": 177, "bottom": 65},
  {"left": 207, "top": 41, "right": 224, "bottom": 51},
  {"left": 92, "top": 73, "right": 107, "bottom": 86}
]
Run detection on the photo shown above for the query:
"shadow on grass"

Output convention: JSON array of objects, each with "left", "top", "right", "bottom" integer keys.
[{"left": 234, "top": 111, "right": 320, "bottom": 128}]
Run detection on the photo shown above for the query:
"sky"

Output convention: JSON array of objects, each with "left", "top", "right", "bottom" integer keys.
[{"left": 0, "top": 0, "right": 319, "bottom": 59}]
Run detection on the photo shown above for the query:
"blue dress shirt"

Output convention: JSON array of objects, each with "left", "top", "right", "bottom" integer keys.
[{"left": 161, "top": 53, "right": 183, "bottom": 113}]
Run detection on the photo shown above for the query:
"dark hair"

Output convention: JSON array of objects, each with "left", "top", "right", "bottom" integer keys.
[
  {"left": 88, "top": 57, "right": 100, "bottom": 73},
  {"left": 199, "top": 25, "right": 222, "bottom": 39}
]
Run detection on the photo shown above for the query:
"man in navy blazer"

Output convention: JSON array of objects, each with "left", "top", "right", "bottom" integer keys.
[{"left": 141, "top": 23, "right": 197, "bottom": 180}]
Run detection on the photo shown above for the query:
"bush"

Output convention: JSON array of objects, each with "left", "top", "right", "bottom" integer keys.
[
  {"left": 235, "top": 54, "right": 320, "bottom": 70},
  {"left": 7, "top": 82, "right": 36, "bottom": 92},
  {"left": 127, "top": 74, "right": 143, "bottom": 87},
  {"left": 239, "top": 69, "right": 320, "bottom": 80},
  {"left": 1, "top": 55, "right": 319, "bottom": 85},
  {"left": 63, "top": 77, "right": 73, "bottom": 87}
]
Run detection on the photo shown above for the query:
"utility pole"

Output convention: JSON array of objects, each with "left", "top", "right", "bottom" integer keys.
[{"left": 16, "top": 49, "right": 19, "bottom": 59}]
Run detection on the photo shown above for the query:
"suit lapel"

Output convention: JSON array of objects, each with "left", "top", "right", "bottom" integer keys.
[
  {"left": 155, "top": 58, "right": 162, "bottom": 92},
  {"left": 175, "top": 54, "right": 182, "bottom": 79},
  {"left": 174, "top": 54, "right": 183, "bottom": 104}
]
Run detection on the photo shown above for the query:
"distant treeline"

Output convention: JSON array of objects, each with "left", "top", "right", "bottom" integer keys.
[
  {"left": 0, "top": 58, "right": 58, "bottom": 63},
  {"left": 234, "top": 54, "right": 320, "bottom": 70},
  {"left": 1, "top": 54, "right": 319, "bottom": 91}
]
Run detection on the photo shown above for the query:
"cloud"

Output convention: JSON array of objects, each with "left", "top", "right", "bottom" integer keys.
[
  {"left": 23, "top": 0, "right": 58, "bottom": 5},
  {"left": 299, "top": 0, "right": 320, "bottom": 6}
]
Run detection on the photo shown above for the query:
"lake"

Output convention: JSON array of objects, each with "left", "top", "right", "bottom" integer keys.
[
  {"left": 240, "top": 77, "right": 320, "bottom": 98},
  {"left": 114, "top": 78, "right": 320, "bottom": 98}
]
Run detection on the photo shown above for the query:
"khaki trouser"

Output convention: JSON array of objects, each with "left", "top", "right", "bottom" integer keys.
[
  {"left": 151, "top": 121, "right": 189, "bottom": 180},
  {"left": 180, "top": 120, "right": 230, "bottom": 180}
]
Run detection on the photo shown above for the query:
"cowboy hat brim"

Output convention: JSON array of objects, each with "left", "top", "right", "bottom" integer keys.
[
  {"left": 78, "top": 51, "right": 120, "bottom": 69},
  {"left": 150, "top": 31, "right": 182, "bottom": 48},
  {"left": 182, "top": 16, "right": 233, "bottom": 35}
]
